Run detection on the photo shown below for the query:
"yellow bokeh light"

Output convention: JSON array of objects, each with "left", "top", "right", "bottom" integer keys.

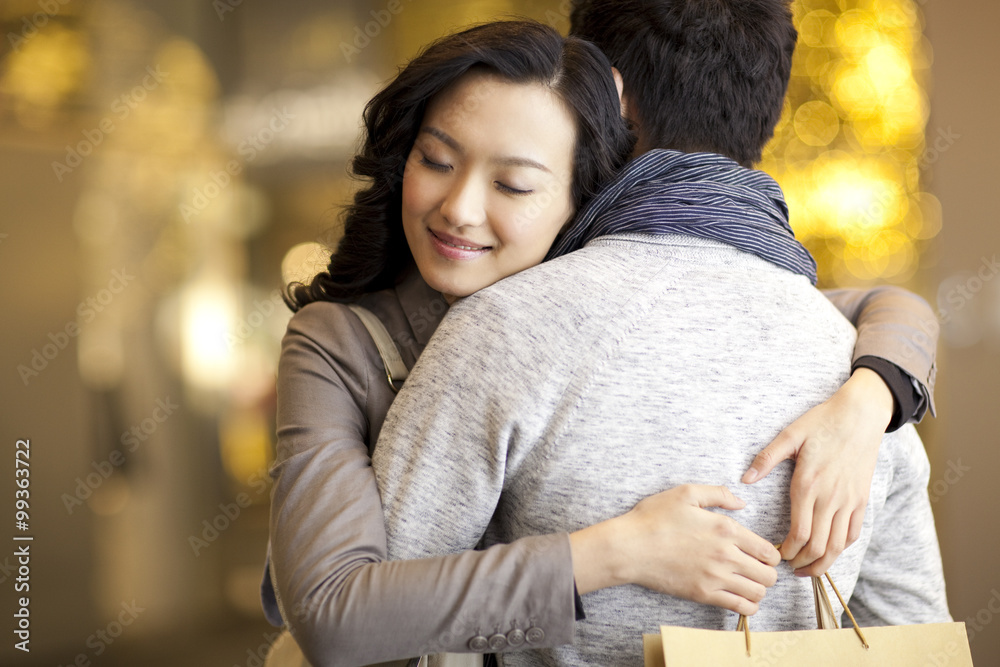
[
  {"left": 798, "top": 10, "right": 838, "bottom": 48},
  {"left": 836, "top": 10, "right": 882, "bottom": 58},
  {"left": 765, "top": 0, "right": 932, "bottom": 286},
  {"left": 0, "top": 24, "right": 89, "bottom": 126},
  {"left": 219, "top": 408, "right": 272, "bottom": 487},
  {"left": 833, "top": 64, "right": 879, "bottom": 118},
  {"left": 794, "top": 100, "right": 841, "bottom": 147},
  {"left": 864, "top": 44, "right": 912, "bottom": 94}
]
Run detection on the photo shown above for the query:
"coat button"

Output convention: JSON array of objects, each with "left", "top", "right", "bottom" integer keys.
[
  {"left": 506, "top": 628, "right": 525, "bottom": 648},
  {"left": 468, "top": 635, "right": 489, "bottom": 651},
  {"left": 525, "top": 627, "right": 545, "bottom": 644},
  {"left": 488, "top": 634, "right": 508, "bottom": 651}
]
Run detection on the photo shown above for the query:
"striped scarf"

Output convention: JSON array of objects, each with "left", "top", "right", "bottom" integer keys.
[{"left": 547, "top": 149, "right": 818, "bottom": 284}]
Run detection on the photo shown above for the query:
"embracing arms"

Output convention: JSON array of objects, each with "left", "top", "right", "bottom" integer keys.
[
  {"left": 269, "top": 301, "right": 782, "bottom": 666},
  {"left": 268, "top": 303, "right": 578, "bottom": 665},
  {"left": 745, "top": 285, "right": 939, "bottom": 574}
]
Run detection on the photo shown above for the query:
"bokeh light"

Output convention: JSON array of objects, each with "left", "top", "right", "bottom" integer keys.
[{"left": 762, "top": 0, "right": 934, "bottom": 285}]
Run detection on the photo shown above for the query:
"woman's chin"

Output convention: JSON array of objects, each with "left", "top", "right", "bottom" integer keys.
[
  {"left": 419, "top": 267, "right": 508, "bottom": 302},
  {"left": 422, "top": 275, "right": 477, "bottom": 301}
]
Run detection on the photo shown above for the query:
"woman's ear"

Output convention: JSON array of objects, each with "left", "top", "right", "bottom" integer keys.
[{"left": 611, "top": 67, "right": 628, "bottom": 118}]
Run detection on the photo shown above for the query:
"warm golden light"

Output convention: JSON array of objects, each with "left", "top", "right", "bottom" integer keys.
[
  {"left": 0, "top": 24, "right": 89, "bottom": 127},
  {"left": 219, "top": 408, "right": 272, "bottom": 487},
  {"left": 763, "top": 0, "right": 933, "bottom": 285},
  {"left": 281, "top": 241, "right": 330, "bottom": 286},
  {"left": 180, "top": 282, "right": 237, "bottom": 391}
]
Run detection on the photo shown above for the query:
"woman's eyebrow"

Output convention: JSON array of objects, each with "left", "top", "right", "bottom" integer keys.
[
  {"left": 421, "top": 127, "right": 461, "bottom": 152},
  {"left": 493, "top": 155, "right": 551, "bottom": 173},
  {"left": 420, "top": 126, "right": 551, "bottom": 174}
]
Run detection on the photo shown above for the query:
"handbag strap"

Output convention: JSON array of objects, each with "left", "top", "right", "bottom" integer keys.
[
  {"left": 736, "top": 570, "right": 869, "bottom": 656},
  {"left": 347, "top": 304, "right": 409, "bottom": 393}
]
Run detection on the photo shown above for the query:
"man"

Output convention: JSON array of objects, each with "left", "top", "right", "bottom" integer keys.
[{"left": 372, "top": 1, "right": 950, "bottom": 664}]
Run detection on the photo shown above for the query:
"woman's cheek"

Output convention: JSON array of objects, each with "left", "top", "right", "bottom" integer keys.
[
  {"left": 401, "top": 169, "right": 428, "bottom": 219},
  {"left": 509, "top": 197, "right": 561, "bottom": 242}
]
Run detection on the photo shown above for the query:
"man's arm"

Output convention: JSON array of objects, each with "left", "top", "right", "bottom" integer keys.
[{"left": 844, "top": 425, "right": 952, "bottom": 626}]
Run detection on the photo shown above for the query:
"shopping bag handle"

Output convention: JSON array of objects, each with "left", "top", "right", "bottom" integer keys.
[{"left": 735, "top": 551, "right": 869, "bottom": 656}]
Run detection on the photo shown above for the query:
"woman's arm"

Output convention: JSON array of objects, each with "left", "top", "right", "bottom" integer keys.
[
  {"left": 823, "top": 285, "right": 938, "bottom": 422},
  {"left": 743, "top": 285, "right": 940, "bottom": 576},
  {"left": 572, "top": 484, "right": 779, "bottom": 617},
  {"left": 270, "top": 303, "right": 778, "bottom": 666},
  {"left": 269, "top": 303, "right": 576, "bottom": 666}
]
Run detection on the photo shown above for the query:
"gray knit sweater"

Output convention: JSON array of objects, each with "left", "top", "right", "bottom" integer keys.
[{"left": 373, "top": 233, "right": 951, "bottom": 667}]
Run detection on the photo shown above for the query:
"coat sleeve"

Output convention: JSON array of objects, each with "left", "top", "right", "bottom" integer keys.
[
  {"left": 822, "top": 286, "right": 939, "bottom": 420},
  {"left": 268, "top": 303, "right": 576, "bottom": 667}
]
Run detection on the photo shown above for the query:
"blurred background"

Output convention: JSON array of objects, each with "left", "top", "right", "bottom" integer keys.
[{"left": 0, "top": 0, "right": 997, "bottom": 664}]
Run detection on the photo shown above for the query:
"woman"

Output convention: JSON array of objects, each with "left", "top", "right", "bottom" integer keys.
[{"left": 265, "top": 20, "right": 936, "bottom": 667}]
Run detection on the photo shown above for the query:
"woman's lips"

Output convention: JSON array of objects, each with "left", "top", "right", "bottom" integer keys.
[{"left": 428, "top": 229, "right": 491, "bottom": 261}]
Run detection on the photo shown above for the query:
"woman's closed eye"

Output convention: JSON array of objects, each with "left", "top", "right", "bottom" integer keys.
[
  {"left": 419, "top": 155, "right": 451, "bottom": 172},
  {"left": 495, "top": 181, "right": 533, "bottom": 196}
]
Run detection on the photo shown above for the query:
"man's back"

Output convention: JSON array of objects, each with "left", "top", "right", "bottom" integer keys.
[{"left": 374, "top": 233, "right": 948, "bottom": 666}]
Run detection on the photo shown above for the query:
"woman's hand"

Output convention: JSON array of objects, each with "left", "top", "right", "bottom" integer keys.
[
  {"left": 741, "top": 367, "right": 895, "bottom": 576},
  {"left": 570, "top": 484, "right": 780, "bottom": 616}
]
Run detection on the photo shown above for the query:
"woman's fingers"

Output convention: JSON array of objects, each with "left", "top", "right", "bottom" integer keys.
[
  {"left": 789, "top": 496, "right": 835, "bottom": 571},
  {"left": 735, "top": 547, "right": 780, "bottom": 589},
  {"left": 743, "top": 427, "right": 801, "bottom": 484},
  {"left": 683, "top": 483, "right": 747, "bottom": 511},
  {"left": 706, "top": 590, "right": 762, "bottom": 617},
  {"left": 709, "top": 549, "right": 775, "bottom": 615},
  {"left": 731, "top": 523, "right": 781, "bottom": 569},
  {"left": 796, "top": 508, "right": 852, "bottom": 576},
  {"left": 685, "top": 548, "right": 775, "bottom": 615},
  {"left": 781, "top": 482, "right": 816, "bottom": 563},
  {"left": 846, "top": 505, "right": 865, "bottom": 547},
  {"left": 623, "top": 484, "right": 779, "bottom": 613}
]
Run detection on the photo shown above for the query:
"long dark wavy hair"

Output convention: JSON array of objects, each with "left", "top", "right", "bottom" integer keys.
[{"left": 286, "top": 20, "right": 635, "bottom": 310}]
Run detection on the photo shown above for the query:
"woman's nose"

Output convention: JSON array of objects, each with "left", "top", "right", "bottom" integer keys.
[{"left": 439, "top": 176, "right": 487, "bottom": 228}]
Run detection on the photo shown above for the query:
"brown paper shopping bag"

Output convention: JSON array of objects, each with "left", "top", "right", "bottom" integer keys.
[{"left": 645, "top": 573, "right": 973, "bottom": 666}]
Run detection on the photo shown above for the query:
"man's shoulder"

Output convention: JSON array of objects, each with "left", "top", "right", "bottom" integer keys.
[
  {"left": 452, "top": 236, "right": 689, "bottom": 316},
  {"left": 440, "top": 243, "right": 664, "bottom": 356},
  {"left": 483, "top": 244, "right": 631, "bottom": 298}
]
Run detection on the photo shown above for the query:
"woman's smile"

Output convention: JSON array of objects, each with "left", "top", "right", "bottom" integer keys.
[{"left": 428, "top": 228, "right": 493, "bottom": 260}]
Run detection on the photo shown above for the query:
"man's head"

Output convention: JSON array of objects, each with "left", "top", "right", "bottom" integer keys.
[{"left": 570, "top": 0, "right": 798, "bottom": 167}]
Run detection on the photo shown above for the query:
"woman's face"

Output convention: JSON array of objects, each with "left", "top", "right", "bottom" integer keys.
[{"left": 401, "top": 71, "right": 576, "bottom": 302}]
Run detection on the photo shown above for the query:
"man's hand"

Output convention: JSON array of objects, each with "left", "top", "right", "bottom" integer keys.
[
  {"left": 571, "top": 484, "right": 780, "bottom": 616},
  {"left": 741, "top": 368, "right": 894, "bottom": 576}
]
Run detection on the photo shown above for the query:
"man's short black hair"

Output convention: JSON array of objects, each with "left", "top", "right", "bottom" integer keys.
[{"left": 570, "top": 0, "right": 798, "bottom": 166}]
